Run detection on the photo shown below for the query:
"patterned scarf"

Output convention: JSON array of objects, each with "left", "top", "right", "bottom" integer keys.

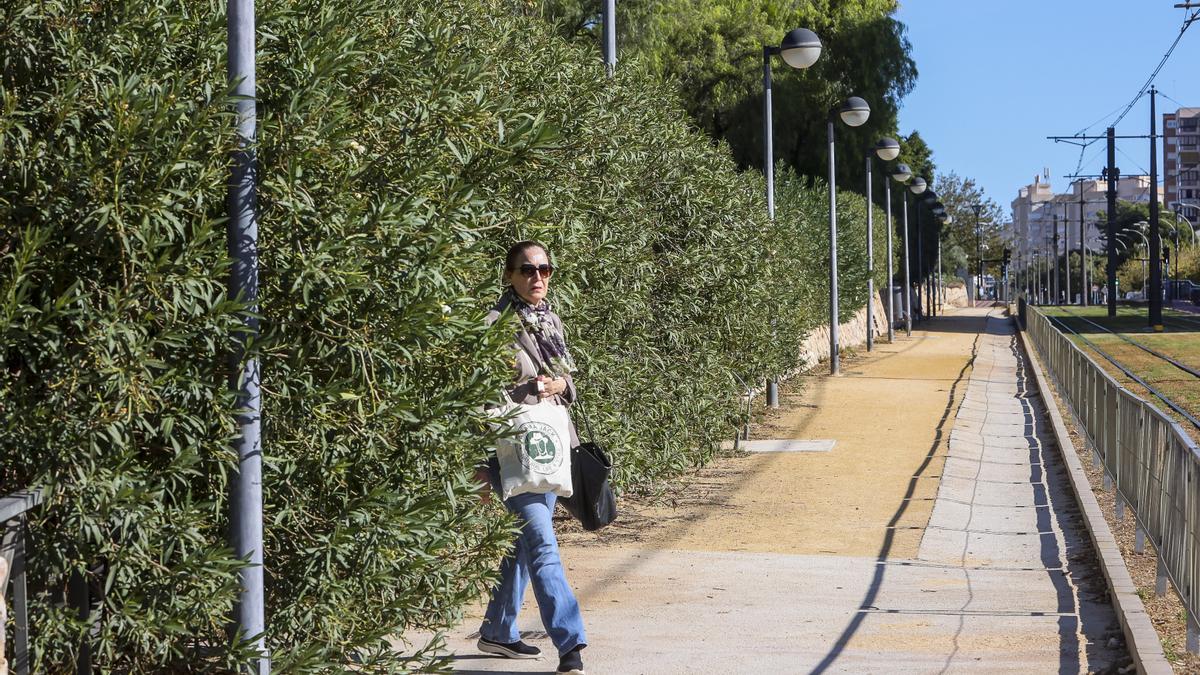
[{"left": 506, "top": 287, "right": 577, "bottom": 377}]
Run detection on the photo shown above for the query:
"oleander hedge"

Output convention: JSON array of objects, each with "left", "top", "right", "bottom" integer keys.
[{"left": 0, "top": 0, "right": 888, "bottom": 670}]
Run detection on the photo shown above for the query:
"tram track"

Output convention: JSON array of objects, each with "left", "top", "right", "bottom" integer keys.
[
  {"left": 1056, "top": 306, "right": 1200, "bottom": 380},
  {"left": 1043, "top": 312, "right": 1200, "bottom": 432}
]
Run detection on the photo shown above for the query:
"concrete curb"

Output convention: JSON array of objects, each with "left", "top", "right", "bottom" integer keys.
[{"left": 1015, "top": 322, "right": 1173, "bottom": 675}]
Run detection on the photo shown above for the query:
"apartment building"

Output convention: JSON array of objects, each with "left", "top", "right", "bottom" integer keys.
[
  {"left": 1163, "top": 107, "right": 1200, "bottom": 223},
  {"left": 1010, "top": 175, "right": 1155, "bottom": 263}
]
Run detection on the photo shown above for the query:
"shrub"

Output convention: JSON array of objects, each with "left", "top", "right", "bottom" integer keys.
[{"left": 0, "top": 0, "right": 891, "bottom": 670}]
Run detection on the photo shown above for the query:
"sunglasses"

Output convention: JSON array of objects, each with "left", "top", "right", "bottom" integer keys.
[{"left": 518, "top": 263, "right": 555, "bottom": 279}]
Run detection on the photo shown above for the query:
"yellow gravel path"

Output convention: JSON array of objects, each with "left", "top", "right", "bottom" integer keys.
[{"left": 636, "top": 310, "right": 986, "bottom": 559}]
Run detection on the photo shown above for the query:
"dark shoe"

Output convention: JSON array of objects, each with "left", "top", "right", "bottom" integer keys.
[
  {"left": 557, "top": 645, "right": 585, "bottom": 674},
  {"left": 477, "top": 637, "right": 542, "bottom": 659}
]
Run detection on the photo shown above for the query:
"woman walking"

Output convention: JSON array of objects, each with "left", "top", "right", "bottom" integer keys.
[{"left": 476, "top": 240, "right": 587, "bottom": 675}]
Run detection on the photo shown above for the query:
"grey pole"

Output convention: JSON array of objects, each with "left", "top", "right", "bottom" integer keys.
[
  {"left": 828, "top": 119, "right": 840, "bottom": 375},
  {"left": 931, "top": 234, "right": 940, "bottom": 312},
  {"left": 1106, "top": 127, "right": 1119, "bottom": 317},
  {"left": 762, "top": 48, "right": 779, "bottom": 407},
  {"left": 227, "top": 0, "right": 267, "bottom": 670},
  {"left": 1064, "top": 201, "right": 1071, "bottom": 304},
  {"left": 1079, "top": 181, "right": 1088, "bottom": 306},
  {"left": 902, "top": 191, "right": 912, "bottom": 336},
  {"left": 865, "top": 154, "right": 874, "bottom": 352},
  {"left": 885, "top": 178, "right": 895, "bottom": 342},
  {"left": 1149, "top": 86, "right": 1164, "bottom": 330},
  {"left": 603, "top": 0, "right": 616, "bottom": 77},
  {"left": 1052, "top": 213, "right": 1059, "bottom": 303},
  {"left": 972, "top": 203, "right": 983, "bottom": 305},
  {"left": 763, "top": 49, "right": 775, "bottom": 220},
  {"left": 916, "top": 205, "right": 923, "bottom": 319}
]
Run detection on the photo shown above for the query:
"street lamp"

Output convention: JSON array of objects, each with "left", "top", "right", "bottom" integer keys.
[
  {"left": 927, "top": 198, "right": 944, "bottom": 317},
  {"left": 939, "top": 214, "right": 952, "bottom": 314},
  {"left": 864, "top": 137, "right": 900, "bottom": 353},
  {"left": 762, "top": 27, "right": 821, "bottom": 407},
  {"left": 1173, "top": 201, "right": 1200, "bottom": 234},
  {"left": 916, "top": 191, "right": 938, "bottom": 320},
  {"left": 904, "top": 176, "right": 927, "bottom": 335},
  {"left": 762, "top": 28, "right": 822, "bottom": 220},
  {"left": 828, "top": 96, "right": 870, "bottom": 375},
  {"left": 887, "top": 162, "right": 912, "bottom": 342},
  {"left": 1122, "top": 225, "right": 1151, "bottom": 297},
  {"left": 972, "top": 203, "right": 983, "bottom": 305},
  {"left": 1171, "top": 205, "right": 1199, "bottom": 245}
]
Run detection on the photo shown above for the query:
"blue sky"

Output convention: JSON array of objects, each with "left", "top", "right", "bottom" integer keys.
[{"left": 895, "top": 1, "right": 1200, "bottom": 214}]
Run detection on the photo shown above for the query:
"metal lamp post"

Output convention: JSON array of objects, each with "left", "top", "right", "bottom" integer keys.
[
  {"left": 227, "top": 0, "right": 267, "bottom": 670},
  {"left": 762, "top": 27, "right": 821, "bottom": 407},
  {"left": 603, "top": 0, "right": 617, "bottom": 76},
  {"left": 865, "top": 137, "right": 900, "bottom": 352},
  {"left": 905, "top": 176, "right": 927, "bottom": 334},
  {"left": 827, "top": 96, "right": 871, "bottom": 376},
  {"left": 914, "top": 191, "right": 937, "bottom": 321},
  {"left": 1172, "top": 204, "right": 1200, "bottom": 244},
  {"left": 939, "top": 214, "right": 952, "bottom": 313},
  {"left": 887, "top": 163, "right": 912, "bottom": 342},
  {"left": 929, "top": 201, "right": 945, "bottom": 317},
  {"left": 971, "top": 203, "right": 983, "bottom": 305},
  {"left": 1120, "top": 225, "right": 1151, "bottom": 297},
  {"left": 1131, "top": 224, "right": 1151, "bottom": 297}
]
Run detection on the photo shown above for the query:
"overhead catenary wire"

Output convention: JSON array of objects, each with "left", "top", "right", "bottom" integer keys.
[
  {"left": 1074, "top": 102, "right": 1131, "bottom": 139},
  {"left": 1109, "top": 10, "right": 1197, "bottom": 130},
  {"left": 1053, "top": 8, "right": 1199, "bottom": 178},
  {"left": 1116, "top": 146, "right": 1150, "bottom": 177}
]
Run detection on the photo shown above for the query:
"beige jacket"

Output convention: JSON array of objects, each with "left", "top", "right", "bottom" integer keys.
[{"left": 486, "top": 294, "right": 580, "bottom": 448}]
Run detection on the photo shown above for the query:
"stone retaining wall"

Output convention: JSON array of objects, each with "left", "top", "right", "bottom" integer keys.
[{"left": 793, "top": 290, "right": 890, "bottom": 373}]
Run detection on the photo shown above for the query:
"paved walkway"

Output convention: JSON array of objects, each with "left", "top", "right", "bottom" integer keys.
[{"left": 442, "top": 308, "right": 1127, "bottom": 673}]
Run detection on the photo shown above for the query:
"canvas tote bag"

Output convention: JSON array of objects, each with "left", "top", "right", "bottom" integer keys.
[{"left": 489, "top": 395, "right": 574, "bottom": 501}]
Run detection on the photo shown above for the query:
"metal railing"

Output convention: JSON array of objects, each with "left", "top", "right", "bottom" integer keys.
[
  {"left": 1024, "top": 303, "right": 1200, "bottom": 653},
  {"left": 2, "top": 490, "right": 41, "bottom": 675}
]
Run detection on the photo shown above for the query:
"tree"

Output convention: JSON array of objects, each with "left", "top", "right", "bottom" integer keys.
[
  {"left": 537, "top": 0, "right": 917, "bottom": 194},
  {"left": 1097, "top": 200, "right": 1188, "bottom": 294},
  {"left": 930, "top": 171, "right": 1005, "bottom": 277}
]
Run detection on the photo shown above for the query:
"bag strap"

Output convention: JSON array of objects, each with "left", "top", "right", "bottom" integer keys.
[{"left": 573, "top": 397, "right": 598, "bottom": 445}]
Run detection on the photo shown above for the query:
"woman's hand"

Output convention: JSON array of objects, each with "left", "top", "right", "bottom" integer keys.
[{"left": 536, "top": 375, "right": 567, "bottom": 400}]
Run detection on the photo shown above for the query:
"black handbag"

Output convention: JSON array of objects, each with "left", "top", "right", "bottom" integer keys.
[{"left": 561, "top": 401, "right": 617, "bottom": 531}]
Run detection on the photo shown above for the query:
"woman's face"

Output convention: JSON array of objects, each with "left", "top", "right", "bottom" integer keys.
[{"left": 506, "top": 246, "right": 552, "bottom": 305}]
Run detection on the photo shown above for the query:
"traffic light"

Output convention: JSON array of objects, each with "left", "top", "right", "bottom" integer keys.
[
  {"left": 1164, "top": 245, "right": 1171, "bottom": 266},
  {"left": 1003, "top": 248, "right": 1012, "bottom": 265}
]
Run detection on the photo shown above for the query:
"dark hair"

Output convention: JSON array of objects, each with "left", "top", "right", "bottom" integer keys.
[{"left": 504, "top": 240, "right": 548, "bottom": 272}]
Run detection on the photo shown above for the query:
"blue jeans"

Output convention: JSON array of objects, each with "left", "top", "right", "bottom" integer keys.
[{"left": 479, "top": 490, "right": 587, "bottom": 656}]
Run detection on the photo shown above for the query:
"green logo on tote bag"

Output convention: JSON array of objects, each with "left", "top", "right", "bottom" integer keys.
[{"left": 519, "top": 421, "right": 563, "bottom": 474}]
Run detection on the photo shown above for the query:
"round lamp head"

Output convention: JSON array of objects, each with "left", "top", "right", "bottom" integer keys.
[
  {"left": 891, "top": 163, "right": 912, "bottom": 183},
  {"left": 875, "top": 137, "right": 901, "bottom": 161},
  {"left": 779, "top": 28, "right": 822, "bottom": 69},
  {"left": 839, "top": 97, "right": 871, "bottom": 127},
  {"left": 909, "top": 177, "right": 927, "bottom": 194}
]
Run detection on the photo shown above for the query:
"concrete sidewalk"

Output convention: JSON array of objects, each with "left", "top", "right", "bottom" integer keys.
[{"left": 443, "top": 308, "right": 1128, "bottom": 673}]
